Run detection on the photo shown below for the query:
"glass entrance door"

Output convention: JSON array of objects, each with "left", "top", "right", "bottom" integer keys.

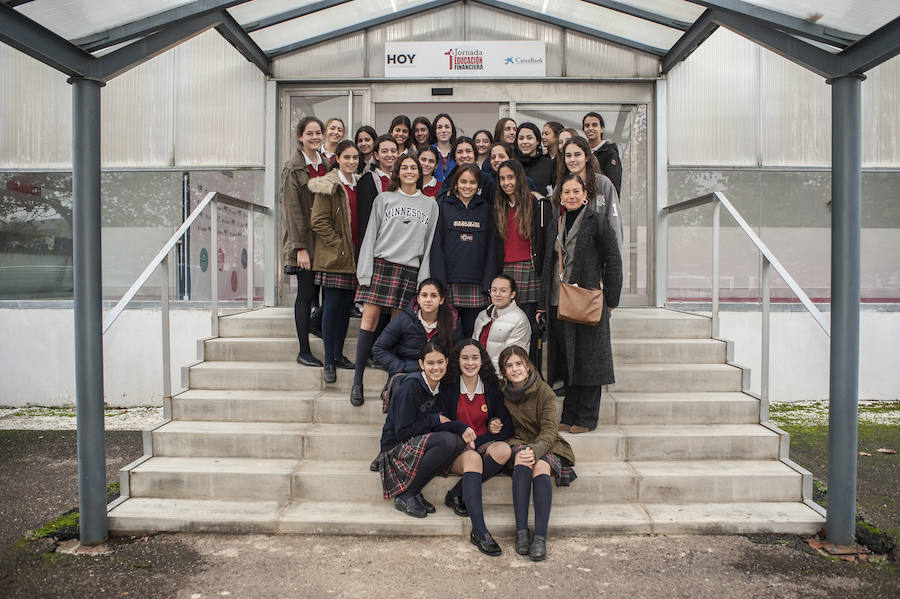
[{"left": 514, "top": 103, "right": 650, "bottom": 306}]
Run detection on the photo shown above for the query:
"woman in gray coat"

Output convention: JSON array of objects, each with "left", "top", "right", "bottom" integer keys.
[{"left": 538, "top": 174, "right": 622, "bottom": 433}]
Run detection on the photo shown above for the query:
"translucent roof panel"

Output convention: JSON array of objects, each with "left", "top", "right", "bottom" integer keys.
[
  {"left": 15, "top": 0, "right": 198, "bottom": 41},
  {"left": 593, "top": 0, "right": 707, "bottom": 25},
  {"left": 737, "top": 0, "right": 900, "bottom": 37},
  {"left": 227, "top": 0, "right": 338, "bottom": 28},
  {"left": 249, "top": 0, "right": 429, "bottom": 53},
  {"left": 504, "top": 0, "right": 684, "bottom": 52}
]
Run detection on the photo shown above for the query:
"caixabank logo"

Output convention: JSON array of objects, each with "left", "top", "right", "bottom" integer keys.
[
  {"left": 504, "top": 56, "right": 544, "bottom": 66},
  {"left": 443, "top": 47, "right": 484, "bottom": 71}
]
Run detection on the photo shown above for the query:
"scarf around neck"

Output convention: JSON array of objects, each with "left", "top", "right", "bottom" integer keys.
[{"left": 504, "top": 369, "right": 538, "bottom": 403}]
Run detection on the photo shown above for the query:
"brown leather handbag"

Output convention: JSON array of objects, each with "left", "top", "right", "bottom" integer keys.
[{"left": 556, "top": 217, "right": 605, "bottom": 326}]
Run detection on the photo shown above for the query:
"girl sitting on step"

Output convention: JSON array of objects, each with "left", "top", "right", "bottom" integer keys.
[
  {"left": 438, "top": 339, "right": 513, "bottom": 556},
  {"left": 499, "top": 344, "right": 577, "bottom": 561},
  {"left": 376, "top": 341, "right": 467, "bottom": 518}
]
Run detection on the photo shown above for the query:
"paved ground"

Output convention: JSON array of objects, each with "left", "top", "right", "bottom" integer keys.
[{"left": 1, "top": 404, "right": 897, "bottom": 598}]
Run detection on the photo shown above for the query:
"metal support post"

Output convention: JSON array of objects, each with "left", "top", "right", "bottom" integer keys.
[
  {"left": 760, "top": 257, "right": 771, "bottom": 413},
  {"left": 247, "top": 210, "right": 254, "bottom": 310},
  {"left": 160, "top": 254, "right": 172, "bottom": 403},
  {"left": 70, "top": 77, "right": 108, "bottom": 545},
  {"left": 711, "top": 200, "right": 720, "bottom": 338},
  {"left": 826, "top": 74, "right": 864, "bottom": 546},
  {"left": 210, "top": 198, "right": 219, "bottom": 336}
]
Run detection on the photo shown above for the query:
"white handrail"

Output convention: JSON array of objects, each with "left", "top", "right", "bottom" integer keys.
[{"left": 664, "top": 191, "right": 831, "bottom": 408}]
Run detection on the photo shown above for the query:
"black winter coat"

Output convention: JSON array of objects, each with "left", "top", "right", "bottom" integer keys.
[
  {"left": 355, "top": 171, "right": 384, "bottom": 247},
  {"left": 593, "top": 142, "right": 622, "bottom": 195},
  {"left": 430, "top": 192, "right": 497, "bottom": 290},
  {"left": 437, "top": 379, "right": 514, "bottom": 448},
  {"left": 372, "top": 302, "right": 464, "bottom": 376},
  {"left": 540, "top": 208, "right": 622, "bottom": 386},
  {"left": 518, "top": 152, "right": 555, "bottom": 195},
  {"left": 379, "top": 373, "right": 467, "bottom": 453}
]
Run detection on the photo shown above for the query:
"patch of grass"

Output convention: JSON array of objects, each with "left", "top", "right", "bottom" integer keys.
[{"left": 28, "top": 510, "right": 79, "bottom": 540}]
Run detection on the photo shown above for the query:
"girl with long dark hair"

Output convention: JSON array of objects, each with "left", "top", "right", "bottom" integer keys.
[
  {"left": 438, "top": 339, "right": 513, "bottom": 555},
  {"left": 516, "top": 122, "right": 555, "bottom": 196},
  {"left": 354, "top": 125, "right": 377, "bottom": 174},
  {"left": 493, "top": 117, "right": 517, "bottom": 146},
  {"left": 432, "top": 113, "right": 457, "bottom": 183},
  {"left": 412, "top": 116, "right": 435, "bottom": 147},
  {"left": 389, "top": 115, "right": 413, "bottom": 154},
  {"left": 430, "top": 163, "right": 496, "bottom": 337},
  {"left": 373, "top": 278, "right": 463, "bottom": 377},
  {"left": 473, "top": 129, "right": 493, "bottom": 170},
  {"left": 542, "top": 121, "right": 564, "bottom": 159},
  {"left": 376, "top": 341, "right": 467, "bottom": 518},
  {"left": 281, "top": 116, "right": 330, "bottom": 368},
  {"left": 418, "top": 146, "right": 441, "bottom": 198},
  {"left": 350, "top": 155, "right": 440, "bottom": 406}
]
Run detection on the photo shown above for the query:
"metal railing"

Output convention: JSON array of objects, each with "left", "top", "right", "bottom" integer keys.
[
  {"left": 102, "top": 191, "right": 269, "bottom": 404},
  {"left": 663, "top": 191, "right": 831, "bottom": 404}
]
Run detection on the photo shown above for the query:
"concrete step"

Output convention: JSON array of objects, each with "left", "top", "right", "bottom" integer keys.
[
  {"left": 188, "top": 361, "right": 388, "bottom": 392},
  {"left": 188, "top": 361, "right": 738, "bottom": 394},
  {"left": 108, "top": 497, "right": 824, "bottom": 537},
  {"left": 172, "top": 389, "right": 315, "bottom": 422},
  {"left": 609, "top": 364, "right": 743, "bottom": 393},
  {"left": 128, "top": 457, "right": 296, "bottom": 500},
  {"left": 611, "top": 392, "right": 759, "bottom": 425},
  {"left": 204, "top": 337, "right": 726, "bottom": 364},
  {"left": 289, "top": 459, "right": 799, "bottom": 504},
  {"left": 151, "top": 421, "right": 309, "bottom": 458},
  {"left": 619, "top": 424, "right": 780, "bottom": 460},
  {"left": 215, "top": 307, "right": 710, "bottom": 340}
]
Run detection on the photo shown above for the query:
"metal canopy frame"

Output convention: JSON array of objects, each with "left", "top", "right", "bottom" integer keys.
[{"left": 242, "top": 0, "right": 354, "bottom": 33}]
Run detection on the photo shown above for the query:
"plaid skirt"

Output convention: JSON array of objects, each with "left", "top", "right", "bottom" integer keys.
[
  {"left": 508, "top": 444, "right": 577, "bottom": 487},
  {"left": 503, "top": 260, "right": 541, "bottom": 305},
  {"left": 376, "top": 433, "right": 433, "bottom": 499},
  {"left": 449, "top": 282, "right": 487, "bottom": 309},
  {"left": 355, "top": 258, "right": 418, "bottom": 309},
  {"left": 315, "top": 271, "right": 357, "bottom": 290}
]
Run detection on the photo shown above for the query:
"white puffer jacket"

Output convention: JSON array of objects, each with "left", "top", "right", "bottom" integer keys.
[{"left": 472, "top": 300, "right": 532, "bottom": 374}]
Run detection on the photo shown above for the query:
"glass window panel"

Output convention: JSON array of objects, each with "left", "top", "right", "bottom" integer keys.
[
  {"left": 16, "top": 0, "right": 195, "bottom": 41},
  {"left": 516, "top": 103, "right": 649, "bottom": 303},
  {"left": 611, "top": 0, "right": 706, "bottom": 24},
  {"left": 228, "top": 0, "right": 336, "bottom": 26},
  {"left": 375, "top": 102, "right": 500, "bottom": 140}
]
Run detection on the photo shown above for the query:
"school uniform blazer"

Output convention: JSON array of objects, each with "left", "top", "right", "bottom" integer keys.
[{"left": 437, "top": 379, "right": 513, "bottom": 448}]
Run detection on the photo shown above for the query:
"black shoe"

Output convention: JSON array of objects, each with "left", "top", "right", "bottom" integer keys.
[
  {"left": 350, "top": 385, "right": 364, "bottom": 407},
  {"left": 367, "top": 358, "right": 387, "bottom": 371},
  {"left": 515, "top": 529, "right": 531, "bottom": 555},
  {"left": 554, "top": 385, "right": 566, "bottom": 397},
  {"left": 416, "top": 493, "right": 436, "bottom": 514},
  {"left": 529, "top": 535, "right": 547, "bottom": 561},
  {"left": 394, "top": 494, "right": 426, "bottom": 518},
  {"left": 370, "top": 457, "right": 379, "bottom": 472},
  {"left": 323, "top": 364, "right": 336, "bottom": 384},
  {"left": 350, "top": 306, "right": 363, "bottom": 318},
  {"left": 297, "top": 352, "right": 323, "bottom": 367},
  {"left": 334, "top": 356, "right": 355, "bottom": 370},
  {"left": 470, "top": 531, "right": 502, "bottom": 556},
  {"left": 445, "top": 491, "right": 468, "bottom": 517}
]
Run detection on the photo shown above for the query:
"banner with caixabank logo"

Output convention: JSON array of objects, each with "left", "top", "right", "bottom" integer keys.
[{"left": 385, "top": 41, "right": 546, "bottom": 78}]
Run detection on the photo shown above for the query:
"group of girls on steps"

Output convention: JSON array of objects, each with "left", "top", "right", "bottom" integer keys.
[{"left": 281, "top": 109, "right": 626, "bottom": 557}]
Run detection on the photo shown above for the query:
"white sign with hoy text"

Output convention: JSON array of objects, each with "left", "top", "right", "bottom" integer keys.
[{"left": 385, "top": 41, "right": 546, "bottom": 78}]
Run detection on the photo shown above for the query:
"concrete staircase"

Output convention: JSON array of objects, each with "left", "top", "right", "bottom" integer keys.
[{"left": 107, "top": 307, "right": 825, "bottom": 536}]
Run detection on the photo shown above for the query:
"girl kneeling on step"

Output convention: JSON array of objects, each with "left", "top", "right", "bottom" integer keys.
[
  {"left": 438, "top": 339, "right": 513, "bottom": 556},
  {"left": 376, "top": 341, "right": 467, "bottom": 518},
  {"left": 499, "top": 345, "right": 577, "bottom": 561}
]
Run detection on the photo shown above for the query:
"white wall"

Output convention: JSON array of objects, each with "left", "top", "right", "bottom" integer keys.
[
  {"left": 717, "top": 309, "right": 900, "bottom": 402},
  {"left": 0, "top": 307, "right": 211, "bottom": 407}
]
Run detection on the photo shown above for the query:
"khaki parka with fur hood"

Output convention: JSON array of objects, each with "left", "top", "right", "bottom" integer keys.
[
  {"left": 308, "top": 169, "right": 358, "bottom": 274},
  {"left": 280, "top": 149, "right": 331, "bottom": 267}
]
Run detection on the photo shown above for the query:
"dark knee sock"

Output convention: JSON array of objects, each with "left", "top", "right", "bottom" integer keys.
[
  {"left": 353, "top": 329, "right": 377, "bottom": 387},
  {"left": 532, "top": 474, "right": 553, "bottom": 538},
  {"left": 512, "top": 465, "right": 532, "bottom": 532},
  {"left": 462, "top": 472, "right": 488, "bottom": 537},
  {"left": 404, "top": 433, "right": 455, "bottom": 498},
  {"left": 481, "top": 455, "right": 504, "bottom": 482}
]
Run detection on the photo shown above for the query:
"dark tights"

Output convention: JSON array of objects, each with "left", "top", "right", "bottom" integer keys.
[
  {"left": 512, "top": 466, "right": 553, "bottom": 537},
  {"left": 294, "top": 270, "right": 315, "bottom": 355},
  {"left": 321, "top": 287, "right": 354, "bottom": 364},
  {"left": 401, "top": 432, "right": 463, "bottom": 499}
]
